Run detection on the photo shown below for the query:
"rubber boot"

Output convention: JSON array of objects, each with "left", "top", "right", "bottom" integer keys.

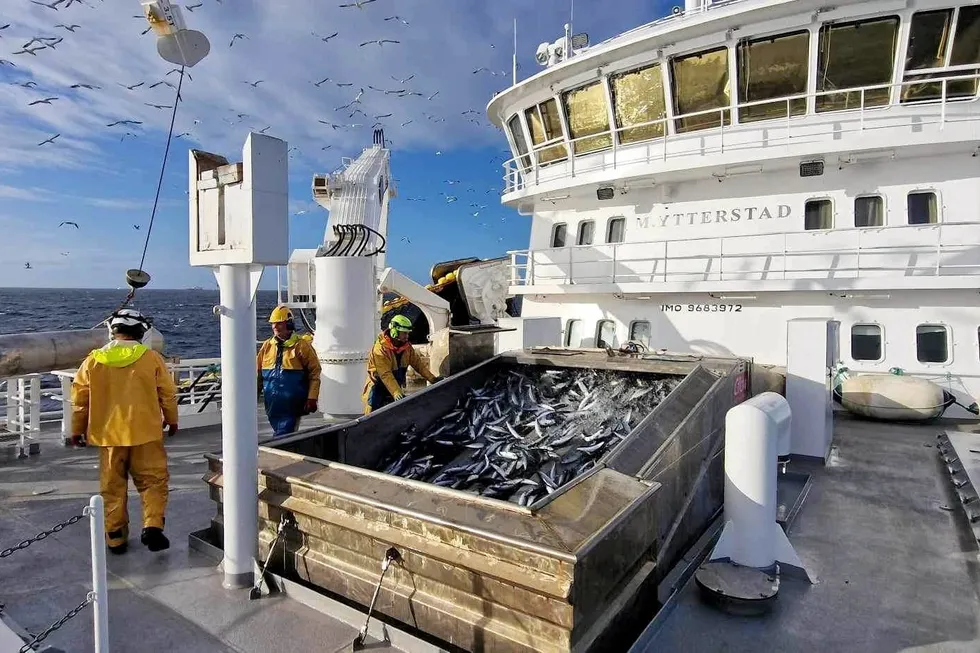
[
  {"left": 141, "top": 527, "right": 170, "bottom": 552},
  {"left": 107, "top": 529, "right": 128, "bottom": 555}
]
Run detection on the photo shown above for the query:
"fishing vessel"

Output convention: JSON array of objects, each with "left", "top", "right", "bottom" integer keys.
[{"left": 4, "top": 0, "right": 980, "bottom": 652}]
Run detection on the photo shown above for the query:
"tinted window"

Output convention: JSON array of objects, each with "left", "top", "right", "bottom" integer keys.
[
  {"left": 607, "top": 217, "right": 626, "bottom": 243},
  {"left": 524, "top": 99, "right": 567, "bottom": 164},
  {"left": 551, "top": 223, "right": 567, "bottom": 247},
  {"left": 851, "top": 324, "right": 882, "bottom": 361},
  {"left": 507, "top": 115, "right": 532, "bottom": 172},
  {"left": 908, "top": 191, "right": 938, "bottom": 224},
  {"left": 805, "top": 199, "right": 833, "bottom": 230},
  {"left": 577, "top": 220, "right": 595, "bottom": 245},
  {"left": 916, "top": 324, "right": 949, "bottom": 363},
  {"left": 671, "top": 46, "right": 731, "bottom": 133},
  {"left": 737, "top": 31, "right": 809, "bottom": 122},
  {"left": 855, "top": 196, "right": 883, "bottom": 227},
  {"left": 610, "top": 63, "right": 666, "bottom": 144},
  {"left": 562, "top": 80, "right": 612, "bottom": 154},
  {"left": 817, "top": 17, "right": 899, "bottom": 111}
]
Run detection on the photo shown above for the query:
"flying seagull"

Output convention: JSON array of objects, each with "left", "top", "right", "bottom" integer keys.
[
  {"left": 13, "top": 47, "right": 45, "bottom": 56},
  {"left": 384, "top": 16, "right": 410, "bottom": 25},
  {"left": 70, "top": 83, "right": 100, "bottom": 89},
  {"left": 374, "top": 113, "right": 392, "bottom": 119},
  {"left": 55, "top": 24, "right": 80, "bottom": 32},
  {"left": 28, "top": 97, "right": 59, "bottom": 106},
  {"left": 400, "top": 120, "right": 413, "bottom": 127},
  {"left": 0, "top": 60, "right": 14, "bottom": 67},
  {"left": 400, "top": 236, "right": 411, "bottom": 244},
  {"left": 24, "top": 262, "right": 31, "bottom": 269},
  {"left": 0, "top": 23, "right": 9, "bottom": 34},
  {"left": 427, "top": 91, "right": 439, "bottom": 100},
  {"left": 339, "top": 0, "right": 377, "bottom": 8},
  {"left": 391, "top": 74, "right": 414, "bottom": 84},
  {"left": 336, "top": 82, "right": 353, "bottom": 87},
  {"left": 313, "top": 77, "right": 332, "bottom": 87},
  {"left": 244, "top": 79, "right": 263, "bottom": 87},
  {"left": 37, "top": 133, "right": 60, "bottom": 146},
  {"left": 30, "top": 0, "right": 62, "bottom": 10},
  {"left": 145, "top": 102, "right": 173, "bottom": 110},
  {"left": 313, "top": 31, "right": 339, "bottom": 42},
  {"left": 229, "top": 33, "right": 247, "bottom": 47},
  {"left": 166, "top": 67, "right": 191, "bottom": 81},
  {"left": 106, "top": 120, "right": 142, "bottom": 127},
  {"left": 118, "top": 81, "right": 144, "bottom": 90},
  {"left": 359, "top": 39, "right": 399, "bottom": 47},
  {"left": 185, "top": 2, "right": 202, "bottom": 10},
  {"left": 59, "top": 221, "right": 79, "bottom": 229},
  {"left": 19, "top": 81, "right": 38, "bottom": 88}
]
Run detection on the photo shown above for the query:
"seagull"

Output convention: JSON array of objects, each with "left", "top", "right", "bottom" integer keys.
[
  {"left": 359, "top": 39, "right": 399, "bottom": 47},
  {"left": 28, "top": 97, "right": 58, "bottom": 106},
  {"left": 313, "top": 31, "right": 339, "bottom": 42},
  {"left": 462, "top": 110, "right": 479, "bottom": 116},
  {"left": 58, "top": 221, "right": 79, "bottom": 229},
  {"left": 400, "top": 120, "right": 413, "bottom": 127},
  {"left": 61, "top": 252, "right": 69, "bottom": 256},
  {"left": 229, "top": 33, "right": 247, "bottom": 48},
  {"left": 373, "top": 113, "right": 392, "bottom": 119},
  {"left": 258, "top": 125, "right": 271, "bottom": 134},
  {"left": 133, "top": 224, "right": 141, "bottom": 230},
  {"left": 55, "top": 24, "right": 80, "bottom": 32},
  {"left": 19, "top": 81, "right": 38, "bottom": 88},
  {"left": 321, "top": 145, "right": 332, "bottom": 150},
  {"left": 185, "top": 2, "right": 202, "bottom": 10},
  {"left": 349, "top": 108, "right": 367, "bottom": 119},
  {"left": 119, "top": 81, "right": 144, "bottom": 90},
  {"left": 13, "top": 47, "right": 45, "bottom": 56},
  {"left": 339, "top": 0, "right": 377, "bottom": 8},
  {"left": 106, "top": 120, "right": 142, "bottom": 127},
  {"left": 145, "top": 102, "right": 173, "bottom": 110},
  {"left": 384, "top": 15, "right": 410, "bottom": 25},
  {"left": 318, "top": 120, "right": 343, "bottom": 129},
  {"left": 120, "top": 132, "right": 137, "bottom": 141},
  {"left": 37, "top": 133, "right": 60, "bottom": 146},
  {"left": 427, "top": 91, "right": 439, "bottom": 100},
  {"left": 24, "top": 262, "right": 31, "bottom": 269},
  {"left": 0, "top": 60, "right": 14, "bottom": 67},
  {"left": 445, "top": 196, "right": 458, "bottom": 203},
  {"left": 166, "top": 67, "right": 191, "bottom": 81},
  {"left": 244, "top": 80, "right": 263, "bottom": 87},
  {"left": 175, "top": 132, "right": 192, "bottom": 138},
  {"left": 0, "top": 23, "right": 9, "bottom": 34},
  {"left": 336, "top": 82, "right": 353, "bottom": 87},
  {"left": 149, "top": 80, "right": 176, "bottom": 90},
  {"left": 391, "top": 74, "right": 414, "bottom": 84},
  {"left": 313, "top": 77, "right": 333, "bottom": 87},
  {"left": 30, "top": 0, "right": 62, "bottom": 10},
  {"left": 472, "top": 67, "right": 490, "bottom": 74},
  {"left": 400, "top": 236, "right": 411, "bottom": 244},
  {"left": 70, "top": 83, "right": 100, "bottom": 90}
]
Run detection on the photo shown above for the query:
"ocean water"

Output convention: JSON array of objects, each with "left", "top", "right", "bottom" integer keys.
[{"left": 0, "top": 288, "right": 286, "bottom": 359}]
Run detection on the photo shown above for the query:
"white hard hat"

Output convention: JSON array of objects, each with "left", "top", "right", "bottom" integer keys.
[{"left": 109, "top": 308, "right": 150, "bottom": 330}]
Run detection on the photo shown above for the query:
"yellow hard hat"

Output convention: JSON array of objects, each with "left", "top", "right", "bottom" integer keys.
[{"left": 268, "top": 305, "right": 293, "bottom": 324}]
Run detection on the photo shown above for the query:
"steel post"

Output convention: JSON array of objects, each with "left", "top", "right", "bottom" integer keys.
[
  {"left": 217, "top": 263, "right": 260, "bottom": 589},
  {"left": 88, "top": 494, "right": 109, "bottom": 653}
]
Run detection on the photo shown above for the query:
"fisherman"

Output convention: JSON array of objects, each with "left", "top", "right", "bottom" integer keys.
[
  {"left": 70, "top": 308, "right": 178, "bottom": 555},
  {"left": 257, "top": 306, "right": 322, "bottom": 437},
  {"left": 362, "top": 314, "right": 443, "bottom": 414}
]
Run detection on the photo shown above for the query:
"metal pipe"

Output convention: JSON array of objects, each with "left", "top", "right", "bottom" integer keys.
[
  {"left": 0, "top": 329, "right": 166, "bottom": 377},
  {"left": 88, "top": 494, "right": 109, "bottom": 653},
  {"left": 217, "top": 263, "right": 259, "bottom": 589}
]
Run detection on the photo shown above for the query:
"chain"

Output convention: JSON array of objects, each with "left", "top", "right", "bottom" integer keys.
[
  {"left": 18, "top": 593, "right": 93, "bottom": 653},
  {"left": 0, "top": 513, "right": 85, "bottom": 559}
]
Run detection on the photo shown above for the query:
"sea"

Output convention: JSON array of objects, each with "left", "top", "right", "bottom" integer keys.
[{"left": 0, "top": 288, "right": 286, "bottom": 359}]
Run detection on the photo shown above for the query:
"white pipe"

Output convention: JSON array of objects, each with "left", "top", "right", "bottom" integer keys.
[
  {"left": 88, "top": 494, "right": 109, "bottom": 653},
  {"left": 217, "top": 264, "right": 259, "bottom": 589}
]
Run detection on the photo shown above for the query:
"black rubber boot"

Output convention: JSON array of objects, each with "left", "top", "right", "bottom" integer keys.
[
  {"left": 141, "top": 527, "right": 170, "bottom": 552},
  {"left": 107, "top": 529, "right": 128, "bottom": 555}
]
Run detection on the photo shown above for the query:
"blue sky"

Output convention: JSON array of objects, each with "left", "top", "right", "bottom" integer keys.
[{"left": 0, "top": 0, "right": 668, "bottom": 289}]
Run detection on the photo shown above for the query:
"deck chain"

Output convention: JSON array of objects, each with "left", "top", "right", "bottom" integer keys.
[
  {"left": 18, "top": 593, "right": 93, "bottom": 653},
  {"left": 0, "top": 513, "right": 85, "bottom": 559}
]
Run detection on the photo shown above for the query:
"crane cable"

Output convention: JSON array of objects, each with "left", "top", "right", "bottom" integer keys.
[{"left": 90, "top": 67, "right": 186, "bottom": 329}]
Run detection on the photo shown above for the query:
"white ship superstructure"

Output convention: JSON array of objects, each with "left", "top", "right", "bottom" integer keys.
[{"left": 488, "top": 0, "right": 980, "bottom": 416}]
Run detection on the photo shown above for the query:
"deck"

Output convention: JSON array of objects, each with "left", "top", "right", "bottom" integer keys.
[
  {"left": 638, "top": 413, "right": 980, "bottom": 653},
  {"left": 4, "top": 409, "right": 980, "bottom": 652},
  {"left": 0, "top": 410, "right": 430, "bottom": 653}
]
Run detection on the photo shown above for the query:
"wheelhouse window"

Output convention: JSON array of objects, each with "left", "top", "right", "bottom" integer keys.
[
  {"left": 606, "top": 217, "right": 626, "bottom": 243},
  {"left": 816, "top": 16, "right": 900, "bottom": 112},
  {"left": 902, "top": 7, "right": 980, "bottom": 102},
  {"left": 854, "top": 196, "right": 884, "bottom": 227},
  {"left": 851, "top": 324, "right": 883, "bottom": 361},
  {"left": 596, "top": 320, "right": 617, "bottom": 348},
  {"left": 804, "top": 199, "right": 833, "bottom": 230},
  {"left": 610, "top": 63, "right": 667, "bottom": 144},
  {"left": 551, "top": 222, "right": 568, "bottom": 247},
  {"left": 671, "top": 46, "right": 731, "bottom": 133},
  {"left": 916, "top": 324, "right": 949, "bottom": 363},
  {"left": 506, "top": 115, "right": 532, "bottom": 173},
  {"left": 565, "top": 319, "right": 585, "bottom": 347},
  {"left": 524, "top": 98, "right": 567, "bottom": 165},
  {"left": 908, "top": 191, "right": 938, "bottom": 224},
  {"left": 577, "top": 220, "right": 595, "bottom": 245},
  {"left": 737, "top": 30, "right": 809, "bottom": 122},
  {"left": 629, "top": 320, "right": 651, "bottom": 348},
  {"left": 562, "top": 81, "right": 612, "bottom": 155}
]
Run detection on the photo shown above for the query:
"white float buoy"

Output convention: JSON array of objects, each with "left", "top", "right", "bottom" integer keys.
[{"left": 141, "top": 0, "right": 211, "bottom": 68}]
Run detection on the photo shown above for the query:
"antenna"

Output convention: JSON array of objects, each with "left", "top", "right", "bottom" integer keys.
[
  {"left": 568, "top": 0, "right": 574, "bottom": 59},
  {"left": 512, "top": 17, "right": 518, "bottom": 86}
]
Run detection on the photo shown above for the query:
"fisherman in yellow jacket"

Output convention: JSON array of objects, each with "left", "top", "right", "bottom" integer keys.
[
  {"left": 71, "top": 309, "right": 178, "bottom": 555},
  {"left": 362, "top": 314, "right": 442, "bottom": 414},
  {"left": 257, "top": 306, "right": 322, "bottom": 437}
]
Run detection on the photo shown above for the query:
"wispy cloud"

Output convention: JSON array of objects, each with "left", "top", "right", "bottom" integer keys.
[{"left": 0, "top": 184, "right": 53, "bottom": 201}]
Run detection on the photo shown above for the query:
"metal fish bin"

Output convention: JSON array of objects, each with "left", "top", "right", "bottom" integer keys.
[{"left": 202, "top": 350, "right": 752, "bottom": 653}]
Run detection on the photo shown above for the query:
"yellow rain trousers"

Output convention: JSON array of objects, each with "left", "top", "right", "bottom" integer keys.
[
  {"left": 361, "top": 333, "right": 436, "bottom": 414},
  {"left": 71, "top": 341, "right": 178, "bottom": 546}
]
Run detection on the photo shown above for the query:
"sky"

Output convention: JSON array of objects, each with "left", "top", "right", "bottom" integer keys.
[{"left": 0, "top": 0, "right": 669, "bottom": 289}]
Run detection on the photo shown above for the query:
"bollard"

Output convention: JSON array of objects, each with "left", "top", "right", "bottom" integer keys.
[{"left": 87, "top": 494, "right": 109, "bottom": 653}]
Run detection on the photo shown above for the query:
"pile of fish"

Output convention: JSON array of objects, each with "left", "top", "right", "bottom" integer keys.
[{"left": 377, "top": 366, "right": 680, "bottom": 506}]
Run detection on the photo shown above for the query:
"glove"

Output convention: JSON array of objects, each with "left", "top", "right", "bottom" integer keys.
[
  {"left": 431, "top": 376, "right": 445, "bottom": 384},
  {"left": 166, "top": 423, "right": 178, "bottom": 437},
  {"left": 70, "top": 434, "right": 87, "bottom": 448},
  {"left": 392, "top": 391, "right": 405, "bottom": 401},
  {"left": 304, "top": 399, "right": 318, "bottom": 414}
]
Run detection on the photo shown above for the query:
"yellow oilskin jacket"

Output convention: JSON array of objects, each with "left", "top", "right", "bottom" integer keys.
[
  {"left": 256, "top": 334, "right": 322, "bottom": 401},
  {"left": 361, "top": 333, "right": 436, "bottom": 409},
  {"left": 71, "top": 340, "right": 179, "bottom": 447}
]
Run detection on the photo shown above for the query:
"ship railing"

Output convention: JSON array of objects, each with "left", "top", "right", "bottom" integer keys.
[
  {"left": 0, "top": 357, "right": 224, "bottom": 459},
  {"left": 502, "top": 72, "right": 980, "bottom": 194},
  {"left": 591, "top": 0, "right": 745, "bottom": 50},
  {"left": 508, "top": 221, "right": 980, "bottom": 287}
]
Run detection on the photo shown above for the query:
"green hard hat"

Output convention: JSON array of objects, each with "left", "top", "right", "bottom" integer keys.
[{"left": 389, "top": 314, "right": 413, "bottom": 335}]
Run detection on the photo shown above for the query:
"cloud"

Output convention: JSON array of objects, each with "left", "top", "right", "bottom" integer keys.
[{"left": 0, "top": 184, "right": 53, "bottom": 201}]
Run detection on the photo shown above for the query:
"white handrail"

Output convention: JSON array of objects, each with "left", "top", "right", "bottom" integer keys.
[{"left": 503, "top": 72, "right": 980, "bottom": 192}]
